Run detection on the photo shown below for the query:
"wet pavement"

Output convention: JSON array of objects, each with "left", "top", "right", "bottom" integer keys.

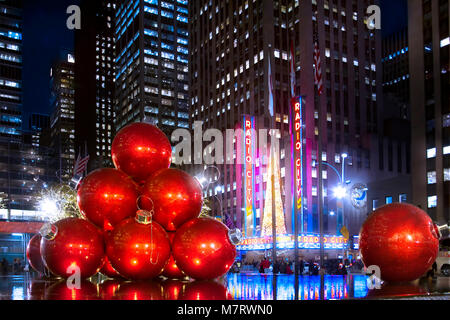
[{"left": 0, "top": 272, "right": 449, "bottom": 300}]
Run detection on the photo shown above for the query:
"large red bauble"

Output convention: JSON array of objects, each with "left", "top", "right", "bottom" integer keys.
[
  {"left": 141, "top": 168, "right": 203, "bottom": 231},
  {"left": 181, "top": 281, "right": 232, "bottom": 300},
  {"left": 40, "top": 218, "right": 105, "bottom": 279},
  {"left": 105, "top": 217, "right": 171, "bottom": 280},
  {"left": 77, "top": 168, "right": 139, "bottom": 230},
  {"left": 26, "top": 234, "right": 46, "bottom": 273},
  {"left": 359, "top": 203, "right": 440, "bottom": 282},
  {"left": 111, "top": 122, "right": 172, "bottom": 184},
  {"left": 162, "top": 232, "right": 185, "bottom": 279},
  {"left": 172, "top": 218, "right": 236, "bottom": 280}
]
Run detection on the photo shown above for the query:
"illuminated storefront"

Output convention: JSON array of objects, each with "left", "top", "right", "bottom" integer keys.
[{"left": 237, "top": 234, "right": 348, "bottom": 251}]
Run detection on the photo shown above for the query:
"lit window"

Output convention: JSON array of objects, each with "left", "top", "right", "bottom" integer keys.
[
  {"left": 444, "top": 168, "right": 450, "bottom": 182},
  {"left": 427, "top": 148, "right": 436, "bottom": 158},
  {"left": 427, "top": 171, "right": 436, "bottom": 184},
  {"left": 428, "top": 196, "right": 437, "bottom": 208},
  {"left": 385, "top": 196, "right": 393, "bottom": 204},
  {"left": 399, "top": 194, "right": 407, "bottom": 203}
]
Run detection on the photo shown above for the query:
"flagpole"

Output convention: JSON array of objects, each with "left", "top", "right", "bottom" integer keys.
[
  {"left": 267, "top": 45, "right": 277, "bottom": 278},
  {"left": 314, "top": 34, "right": 325, "bottom": 276},
  {"left": 290, "top": 41, "right": 300, "bottom": 277}
]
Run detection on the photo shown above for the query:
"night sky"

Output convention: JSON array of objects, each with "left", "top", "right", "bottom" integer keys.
[
  {"left": 21, "top": 0, "right": 407, "bottom": 130},
  {"left": 22, "top": 0, "right": 78, "bottom": 128}
]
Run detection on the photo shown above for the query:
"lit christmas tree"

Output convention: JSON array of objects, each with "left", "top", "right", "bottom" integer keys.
[{"left": 261, "top": 146, "right": 286, "bottom": 236}]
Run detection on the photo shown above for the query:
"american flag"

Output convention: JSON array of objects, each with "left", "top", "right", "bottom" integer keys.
[
  {"left": 313, "top": 41, "right": 324, "bottom": 96},
  {"left": 73, "top": 153, "right": 90, "bottom": 177},
  {"left": 290, "top": 42, "right": 296, "bottom": 97}
]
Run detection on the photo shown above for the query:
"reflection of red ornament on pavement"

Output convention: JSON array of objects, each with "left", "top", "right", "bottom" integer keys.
[
  {"left": 26, "top": 234, "right": 46, "bottom": 273},
  {"left": 359, "top": 203, "right": 440, "bottom": 282},
  {"left": 162, "top": 232, "right": 185, "bottom": 279},
  {"left": 141, "top": 168, "right": 203, "bottom": 231},
  {"left": 105, "top": 211, "right": 171, "bottom": 280},
  {"left": 40, "top": 218, "right": 105, "bottom": 279},
  {"left": 181, "top": 281, "right": 232, "bottom": 300},
  {"left": 172, "top": 218, "right": 238, "bottom": 280},
  {"left": 99, "top": 279, "right": 122, "bottom": 300},
  {"left": 115, "top": 281, "right": 163, "bottom": 300},
  {"left": 161, "top": 279, "right": 186, "bottom": 300},
  {"left": 111, "top": 122, "right": 172, "bottom": 184},
  {"left": 45, "top": 280, "right": 99, "bottom": 300},
  {"left": 100, "top": 256, "right": 122, "bottom": 278},
  {"left": 366, "top": 282, "right": 428, "bottom": 298},
  {"left": 77, "top": 168, "right": 139, "bottom": 230}
]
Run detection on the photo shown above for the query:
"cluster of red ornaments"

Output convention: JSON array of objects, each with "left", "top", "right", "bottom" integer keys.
[{"left": 27, "top": 123, "right": 239, "bottom": 281}]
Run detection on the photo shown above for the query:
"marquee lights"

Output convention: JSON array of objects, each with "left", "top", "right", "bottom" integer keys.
[
  {"left": 236, "top": 234, "right": 348, "bottom": 251},
  {"left": 244, "top": 116, "right": 254, "bottom": 237}
]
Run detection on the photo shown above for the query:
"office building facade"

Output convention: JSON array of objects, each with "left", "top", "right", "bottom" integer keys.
[
  {"left": 74, "top": 0, "right": 116, "bottom": 170},
  {"left": 409, "top": 0, "right": 449, "bottom": 224},
  {"left": 49, "top": 56, "right": 76, "bottom": 182},
  {"left": 114, "top": 0, "right": 190, "bottom": 137}
]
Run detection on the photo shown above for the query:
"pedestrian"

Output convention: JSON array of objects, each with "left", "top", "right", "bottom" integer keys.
[
  {"left": 299, "top": 259, "right": 304, "bottom": 275},
  {"left": 286, "top": 263, "right": 293, "bottom": 275},
  {"left": 2, "top": 258, "right": 8, "bottom": 274}
]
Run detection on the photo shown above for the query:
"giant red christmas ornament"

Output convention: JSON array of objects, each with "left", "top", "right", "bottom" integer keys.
[
  {"left": 172, "top": 218, "right": 240, "bottom": 280},
  {"left": 77, "top": 168, "right": 139, "bottom": 230},
  {"left": 26, "top": 234, "right": 46, "bottom": 273},
  {"left": 181, "top": 281, "right": 232, "bottom": 300},
  {"left": 359, "top": 203, "right": 440, "bottom": 282},
  {"left": 105, "top": 210, "right": 171, "bottom": 280},
  {"left": 40, "top": 218, "right": 105, "bottom": 279},
  {"left": 111, "top": 122, "right": 172, "bottom": 184},
  {"left": 141, "top": 168, "right": 203, "bottom": 231},
  {"left": 162, "top": 232, "right": 185, "bottom": 279}
]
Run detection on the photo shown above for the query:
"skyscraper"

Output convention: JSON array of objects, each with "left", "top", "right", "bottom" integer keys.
[
  {"left": 49, "top": 55, "right": 76, "bottom": 182},
  {"left": 189, "top": 0, "right": 408, "bottom": 239},
  {"left": 0, "top": 0, "right": 22, "bottom": 139},
  {"left": 409, "top": 0, "right": 449, "bottom": 224},
  {"left": 74, "top": 0, "right": 116, "bottom": 170},
  {"left": 114, "top": 0, "right": 190, "bottom": 137}
]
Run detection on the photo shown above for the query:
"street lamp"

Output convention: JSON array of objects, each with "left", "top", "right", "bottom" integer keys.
[{"left": 333, "top": 185, "right": 347, "bottom": 199}]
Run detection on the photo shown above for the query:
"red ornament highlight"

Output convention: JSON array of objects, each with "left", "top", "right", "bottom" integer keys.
[
  {"left": 77, "top": 168, "right": 139, "bottom": 230},
  {"left": 162, "top": 232, "right": 185, "bottom": 279},
  {"left": 40, "top": 218, "right": 105, "bottom": 279},
  {"left": 105, "top": 212, "right": 171, "bottom": 280},
  {"left": 172, "top": 218, "right": 237, "bottom": 280},
  {"left": 111, "top": 122, "right": 172, "bottom": 184},
  {"left": 359, "top": 203, "right": 440, "bottom": 282},
  {"left": 141, "top": 168, "right": 203, "bottom": 231},
  {"left": 26, "top": 234, "right": 46, "bottom": 274}
]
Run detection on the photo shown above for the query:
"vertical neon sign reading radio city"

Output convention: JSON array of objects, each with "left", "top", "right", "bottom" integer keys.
[
  {"left": 293, "top": 97, "right": 303, "bottom": 228},
  {"left": 244, "top": 116, "right": 255, "bottom": 237}
]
